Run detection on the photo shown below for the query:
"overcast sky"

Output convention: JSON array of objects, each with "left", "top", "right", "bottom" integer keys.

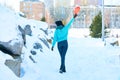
[{"left": 0, "top": 0, "right": 120, "bottom": 12}]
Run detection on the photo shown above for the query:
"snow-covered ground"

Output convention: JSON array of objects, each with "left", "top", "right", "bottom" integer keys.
[
  {"left": 0, "top": 5, "right": 120, "bottom": 80},
  {"left": 1, "top": 28, "right": 120, "bottom": 80}
]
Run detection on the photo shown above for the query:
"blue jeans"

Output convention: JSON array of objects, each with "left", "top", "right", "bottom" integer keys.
[{"left": 57, "top": 40, "right": 68, "bottom": 72}]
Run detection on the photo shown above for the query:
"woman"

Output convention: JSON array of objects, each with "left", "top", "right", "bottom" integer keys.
[{"left": 51, "top": 14, "right": 77, "bottom": 73}]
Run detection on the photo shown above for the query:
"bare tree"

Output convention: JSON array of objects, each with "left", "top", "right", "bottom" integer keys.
[
  {"left": 44, "top": 0, "right": 73, "bottom": 23},
  {"left": 53, "top": 6, "right": 72, "bottom": 21}
]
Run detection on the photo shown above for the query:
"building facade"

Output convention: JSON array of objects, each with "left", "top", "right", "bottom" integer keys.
[
  {"left": 74, "top": 0, "right": 120, "bottom": 28},
  {"left": 20, "top": 0, "right": 45, "bottom": 21},
  {"left": 74, "top": 0, "right": 99, "bottom": 6},
  {"left": 104, "top": 7, "right": 120, "bottom": 28}
]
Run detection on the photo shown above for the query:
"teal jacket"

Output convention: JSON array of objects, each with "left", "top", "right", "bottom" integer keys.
[{"left": 52, "top": 18, "right": 74, "bottom": 47}]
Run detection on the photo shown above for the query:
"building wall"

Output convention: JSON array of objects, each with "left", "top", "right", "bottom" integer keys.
[
  {"left": 54, "top": 0, "right": 71, "bottom": 7},
  {"left": 20, "top": 1, "right": 45, "bottom": 20},
  {"left": 74, "top": 0, "right": 120, "bottom": 28},
  {"left": 74, "top": 0, "right": 98, "bottom": 6},
  {"left": 105, "top": 7, "right": 120, "bottom": 28}
]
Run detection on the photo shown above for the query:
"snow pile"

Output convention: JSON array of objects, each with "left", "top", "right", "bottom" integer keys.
[
  {"left": 0, "top": 5, "right": 22, "bottom": 42},
  {"left": 0, "top": 5, "right": 52, "bottom": 79},
  {"left": 0, "top": 51, "right": 20, "bottom": 80}
]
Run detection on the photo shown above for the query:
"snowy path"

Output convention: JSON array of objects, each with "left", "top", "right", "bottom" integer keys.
[
  {"left": 36, "top": 37, "right": 120, "bottom": 80},
  {"left": 67, "top": 38, "right": 120, "bottom": 80}
]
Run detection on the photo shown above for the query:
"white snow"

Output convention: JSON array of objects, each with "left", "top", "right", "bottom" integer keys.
[
  {"left": 0, "top": 5, "right": 120, "bottom": 80},
  {"left": 0, "top": 6, "right": 20, "bottom": 42}
]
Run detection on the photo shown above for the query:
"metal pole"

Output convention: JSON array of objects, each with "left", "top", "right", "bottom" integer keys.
[
  {"left": 102, "top": 0, "right": 104, "bottom": 41},
  {"left": 84, "top": 15, "right": 86, "bottom": 28}
]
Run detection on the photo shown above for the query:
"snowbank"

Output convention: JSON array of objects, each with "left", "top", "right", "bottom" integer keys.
[{"left": 0, "top": 5, "right": 22, "bottom": 42}]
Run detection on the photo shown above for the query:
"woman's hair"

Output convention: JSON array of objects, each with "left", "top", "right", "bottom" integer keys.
[{"left": 55, "top": 20, "right": 64, "bottom": 26}]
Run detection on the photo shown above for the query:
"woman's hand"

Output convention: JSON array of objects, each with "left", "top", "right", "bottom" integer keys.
[
  {"left": 74, "top": 14, "right": 77, "bottom": 18},
  {"left": 51, "top": 46, "right": 54, "bottom": 51}
]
